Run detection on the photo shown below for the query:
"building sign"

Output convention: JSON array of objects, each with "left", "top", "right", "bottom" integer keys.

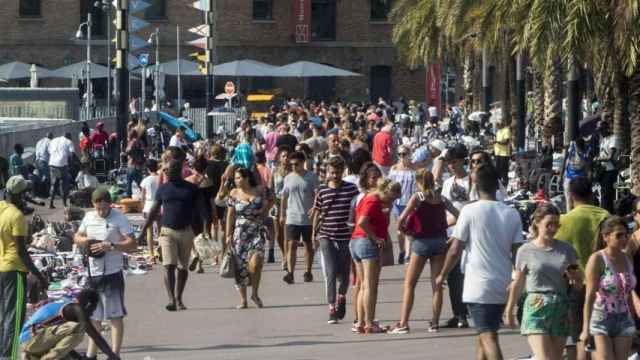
[
  {"left": 426, "top": 64, "right": 441, "bottom": 109},
  {"left": 292, "top": 0, "right": 311, "bottom": 43}
]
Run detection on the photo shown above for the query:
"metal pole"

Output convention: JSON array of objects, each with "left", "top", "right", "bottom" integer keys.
[
  {"left": 205, "top": 0, "right": 216, "bottom": 138},
  {"left": 177, "top": 25, "right": 182, "bottom": 112},
  {"left": 87, "top": 12, "right": 92, "bottom": 120},
  {"left": 516, "top": 52, "right": 526, "bottom": 150},
  {"left": 482, "top": 45, "right": 490, "bottom": 113},
  {"left": 142, "top": 65, "right": 146, "bottom": 115},
  {"left": 106, "top": 3, "right": 111, "bottom": 112},
  {"left": 115, "top": 0, "right": 129, "bottom": 147},
  {"left": 154, "top": 28, "right": 160, "bottom": 112}
]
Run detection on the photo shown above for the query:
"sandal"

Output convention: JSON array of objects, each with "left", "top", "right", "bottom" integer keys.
[
  {"left": 364, "top": 323, "right": 387, "bottom": 334},
  {"left": 251, "top": 296, "right": 264, "bottom": 308},
  {"left": 428, "top": 321, "right": 440, "bottom": 333},
  {"left": 388, "top": 322, "right": 410, "bottom": 334}
]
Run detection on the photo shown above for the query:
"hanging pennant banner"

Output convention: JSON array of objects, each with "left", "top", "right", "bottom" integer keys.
[
  {"left": 114, "top": 16, "right": 150, "bottom": 33},
  {"left": 426, "top": 64, "right": 442, "bottom": 109},
  {"left": 129, "top": 0, "right": 151, "bottom": 14},
  {"left": 188, "top": 37, "right": 206, "bottom": 49},
  {"left": 129, "top": 35, "right": 151, "bottom": 52},
  {"left": 192, "top": 0, "right": 209, "bottom": 11},
  {"left": 189, "top": 25, "right": 209, "bottom": 36},
  {"left": 292, "top": 0, "right": 311, "bottom": 43}
]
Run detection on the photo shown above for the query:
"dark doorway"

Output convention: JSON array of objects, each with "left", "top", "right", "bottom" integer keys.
[
  {"left": 307, "top": 76, "right": 336, "bottom": 101},
  {"left": 370, "top": 65, "right": 392, "bottom": 102}
]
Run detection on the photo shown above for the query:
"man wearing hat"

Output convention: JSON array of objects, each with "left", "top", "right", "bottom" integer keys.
[
  {"left": 74, "top": 187, "right": 136, "bottom": 359},
  {"left": 412, "top": 139, "right": 446, "bottom": 172},
  {"left": 0, "top": 176, "right": 48, "bottom": 360},
  {"left": 90, "top": 122, "right": 109, "bottom": 150}
]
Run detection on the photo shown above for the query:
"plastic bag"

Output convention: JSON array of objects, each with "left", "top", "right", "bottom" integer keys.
[{"left": 193, "top": 233, "right": 222, "bottom": 263}]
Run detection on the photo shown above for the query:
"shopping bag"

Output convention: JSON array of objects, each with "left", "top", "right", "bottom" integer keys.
[{"left": 219, "top": 249, "right": 236, "bottom": 279}]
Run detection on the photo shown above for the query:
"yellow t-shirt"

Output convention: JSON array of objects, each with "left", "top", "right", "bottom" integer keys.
[
  {"left": 555, "top": 204, "right": 610, "bottom": 269},
  {"left": 0, "top": 201, "right": 28, "bottom": 272},
  {"left": 494, "top": 127, "right": 511, "bottom": 157}
]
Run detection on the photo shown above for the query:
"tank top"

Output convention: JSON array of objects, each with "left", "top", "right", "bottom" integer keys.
[
  {"left": 20, "top": 297, "right": 74, "bottom": 344},
  {"left": 595, "top": 250, "right": 636, "bottom": 315},
  {"left": 415, "top": 194, "right": 448, "bottom": 239}
]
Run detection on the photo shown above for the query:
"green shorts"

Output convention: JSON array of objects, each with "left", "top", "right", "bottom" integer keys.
[{"left": 521, "top": 292, "right": 574, "bottom": 337}]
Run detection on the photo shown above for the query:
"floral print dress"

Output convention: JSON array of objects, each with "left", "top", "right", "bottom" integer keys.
[{"left": 228, "top": 190, "right": 271, "bottom": 287}]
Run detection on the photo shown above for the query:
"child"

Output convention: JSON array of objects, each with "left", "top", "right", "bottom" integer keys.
[{"left": 140, "top": 159, "right": 160, "bottom": 262}]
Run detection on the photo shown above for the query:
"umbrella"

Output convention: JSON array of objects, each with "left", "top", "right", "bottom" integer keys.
[
  {"left": 0, "top": 61, "right": 53, "bottom": 79},
  {"left": 51, "top": 62, "right": 111, "bottom": 79},
  {"left": 272, "top": 61, "right": 361, "bottom": 77},
  {"left": 212, "top": 59, "right": 278, "bottom": 77}
]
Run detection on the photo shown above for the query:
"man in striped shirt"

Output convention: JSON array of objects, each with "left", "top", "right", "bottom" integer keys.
[{"left": 313, "top": 156, "right": 359, "bottom": 324}]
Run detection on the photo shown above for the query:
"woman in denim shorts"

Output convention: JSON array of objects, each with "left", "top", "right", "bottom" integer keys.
[
  {"left": 505, "top": 204, "right": 581, "bottom": 360},
  {"left": 389, "top": 169, "right": 459, "bottom": 334},
  {"left": 350, "top": 178, "right": 401, "bottom": 334},
  {"left": 581, "top": 216, "right": 636, "bottom": 360}
]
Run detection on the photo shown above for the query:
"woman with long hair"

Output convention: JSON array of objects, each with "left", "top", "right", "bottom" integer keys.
[
  {"left": 351, "top": 177, "right": 401, "bottom": 333},
  {"left": 388, "top": 145, "right": 417, "bottom": 264},
  {"left": 582, "top": 216, "right": 636, "bottom": 359},
  {"left": 504, "top": 204, "right": 581, "bottom": 359},
  {"left": 271, "top": 145, "right": 292, "bottom": 270},
  {"left": 226, "top": 167, "right": 273, "bottom": 309},
  {"left": 186, "top": 155, "right": 215, "bottom": 274},
  {"left": 390, "top": 169, "right": 458, "bottom": 334}
]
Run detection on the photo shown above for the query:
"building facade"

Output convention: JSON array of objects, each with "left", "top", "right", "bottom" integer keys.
[{"left": 0, "top": 0, "right": 427, "bottom": 105}]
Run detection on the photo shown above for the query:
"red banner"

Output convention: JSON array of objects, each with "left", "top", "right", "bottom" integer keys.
[
  {"left": 425, "top": 64, "right": 441, "bottom": 110},
  {"left": 292, "top": 0, "right": 311, "bottom": 43}
]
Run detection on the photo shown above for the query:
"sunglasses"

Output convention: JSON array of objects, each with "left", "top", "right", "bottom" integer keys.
[{"left": 399, "top": 152, "right": 409, "bottom": 156}]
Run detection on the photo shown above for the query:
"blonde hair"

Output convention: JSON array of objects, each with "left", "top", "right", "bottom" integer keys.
[
  {"left": 375, "top": 178, "right": 401, "bottom": 197},
  {"left": 415, "top": 168, "right": 436, "bottom": 199},
  {"left": 529, "top": 203, "right": 560, "bottom": 239}
]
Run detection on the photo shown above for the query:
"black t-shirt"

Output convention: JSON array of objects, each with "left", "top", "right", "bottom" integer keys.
[
  {"left": 276, "top": 133, "right": 298, "bottom": 150},
  {"left": 155, "top": 179, "right": 199, "bottom": 230},
  {"left": 205, "top": 159, "right": 228, "bottom": 194}
]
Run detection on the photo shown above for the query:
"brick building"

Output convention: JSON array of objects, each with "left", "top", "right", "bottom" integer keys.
[{"left": 0, "top": 0, "right": 427, "bottom": 105}]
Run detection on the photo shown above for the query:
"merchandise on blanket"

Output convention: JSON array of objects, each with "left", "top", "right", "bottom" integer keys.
[
  {"left": 193, "top": 233, "right": 222, "bottom": 264},
  {"left": 69, "top": 189, "right": 93, "bottom": 208}
]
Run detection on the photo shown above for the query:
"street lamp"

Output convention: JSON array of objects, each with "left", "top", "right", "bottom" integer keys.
[
  {"left": 76, "top": 13, "right": 92, "bottom": 121},
  {"left": 95, "top": 0, "right": 112, "bottom": 113},
  {"left": 148, "top": 28, "right": 160, "bottom": 112}
]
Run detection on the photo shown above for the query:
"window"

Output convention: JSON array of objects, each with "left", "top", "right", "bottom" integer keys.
[
  {"left": 79, "top": 0, "right": 106, "bottom": 37},
  {"left": 370, "top": 0, "right": 392, "bottom": 21},
  {"left": 19, "top": 0, "right": 41, "bottom": 17},
  {"left": 145, "top": 0, "right": 166, "bottom": 20},
  {"left": 311, "top": 0, "right": 336, "bottom": 41},
  {"left": 253, "top": 0, "right": 273, "bottom": 20},
  {"left": 370, "top": 65, "right": 392, "bottom": 102}
]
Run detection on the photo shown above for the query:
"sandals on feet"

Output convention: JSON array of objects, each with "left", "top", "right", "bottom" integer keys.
[
  {"left": 388, "top": 323, "right": 410, "bottom": 334},
  {"left": 364, "top": 323, "right": 387, "bottom": 334}
]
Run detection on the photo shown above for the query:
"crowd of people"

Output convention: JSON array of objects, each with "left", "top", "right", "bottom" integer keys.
[{"left": 1, "top": 96, "right": 638, "bottom": 360}]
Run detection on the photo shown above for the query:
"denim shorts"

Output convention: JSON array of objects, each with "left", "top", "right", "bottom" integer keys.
[
  {"left": 350, "top": 237, "right": 379, "bottom": 262},
  {"left": 411, "top": 237, "right": 447, "bottom": 258},
  {"left": 590, "top": 309, "right": 636, "bottom": 337},
  {"left": 467, "top": 303, "right": 505, "bottom": 333}
]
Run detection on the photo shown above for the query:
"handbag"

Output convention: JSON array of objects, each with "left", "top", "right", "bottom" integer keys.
[
  {"left": 219, "top": 248, "right": 237, "bottom": 279},
  {"left": 379, "top": 239, "right": 395, "bottom": 267},
  {"left": 400, "top": 192, "right": 426, "bottom": 237}
]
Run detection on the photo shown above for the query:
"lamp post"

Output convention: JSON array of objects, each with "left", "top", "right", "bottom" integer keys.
[
  {"left": 76, "top": 13, "right": 92, "bottom": 121},
  {"left": 95, "top": 0, "right": 112, "bottom": 113},
  {"left": 148, "top": 28, "right": 160, "bottom": 112}
]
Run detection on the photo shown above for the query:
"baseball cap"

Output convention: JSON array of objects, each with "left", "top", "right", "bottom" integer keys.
[
  {"left": 5, "top": 176, "right": 31, "bottom": 195},
  {"left": 429, "top": 139, "right": 446, "bottom": 153},
  {"left": 310, "top": 116, "right": 322, "bottom": 128},
  {"left": 444, "top": 143, "right": 468, "bottom": 161},
  {"left": 91, "top": 187, "right": 112, "bottom": 203}
]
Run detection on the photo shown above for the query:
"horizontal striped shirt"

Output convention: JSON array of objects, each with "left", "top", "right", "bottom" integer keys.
[{"left": 314, "top": 181, "right": 359, "bottom": 241}]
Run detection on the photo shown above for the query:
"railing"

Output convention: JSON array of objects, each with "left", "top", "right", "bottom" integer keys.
[
  {"left": 78, "top": 106, "right": 117, "bottom": 122},
  {"left": 185, "top": 107, "right": 248, "bottom": 137}
]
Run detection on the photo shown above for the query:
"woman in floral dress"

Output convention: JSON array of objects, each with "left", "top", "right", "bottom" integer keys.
[{"left": 226, "top": 167, "right": 273, "bottom": 309}]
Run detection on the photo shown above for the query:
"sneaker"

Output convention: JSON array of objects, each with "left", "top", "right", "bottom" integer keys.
[
  {"left": 428, "top": 321, "right": 440, "bottom": 333},
  {"left": 364, "top": 323, "right": 387, "bottom": 334},
  {"left": 303, "top": 272, "right": 313, "bottom": 282},
  {"left": 282, "top": 272, "right": 294, "bottom": 284},
  {"left": 328, "top": 305, "right": 338, "bottom": 324},
  {"left": 388, "top": 322, "right": 410, "bottom": 334},
  {"left": 267, "top": 248, "right": 275, "bottom": 263},
  {"left": 352, "top": 321, "right": 365, "bottom": 334},
  {"left": 443, "top": 317, "right": 459, "bottom": 328},
  {"left": 336, "top": 295, "right": 346, "bottom": 320},
  {"left": 398, "top": 252, "right": 405, "bottom": 265},
  {"left": 457, "top": 318, "right": 469, "bottom": 328}
]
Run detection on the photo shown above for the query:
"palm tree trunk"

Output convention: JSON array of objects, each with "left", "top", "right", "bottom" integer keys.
[
  {"left": 532, "top": 67, "right": 545, "bottom": 141},
  {"left": 473, "top": 54, "right": 482, "bottom": 111},
  {"left": 629, "top": 70, "right": 640, "bottom": 195},
  {"left": 543, "top": 54, "right": 563, "bottom": 148},
  {"left": 613, "top": 70, "right": 630, "bottom": 153}
]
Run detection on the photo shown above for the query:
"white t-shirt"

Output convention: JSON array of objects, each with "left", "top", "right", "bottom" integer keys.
[
  {"left": 47, "top": 136, "right": 75, "bottom": 167},
  {"left": 79, "top": 209, "right": 134, "bottom": 276},
  {"left": 428, "top": 106, "right": 438, "bottom": 118},
  {"left": 140, "top": 174, "right": 160, "bottom": 213},
  {"left": 169, "top": 134, "right": 188, "bottom": 148},
  {"left": 600, "top": 135, "right": 620, "bottom": 171},
  {"left": 452, "top": 200, "right": 523, "bottom": 304},
  {"left": 35, "top": 137, "right": 50, "bottom": 163}
]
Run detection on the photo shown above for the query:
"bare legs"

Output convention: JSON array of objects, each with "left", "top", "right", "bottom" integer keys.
[
  {"left": 527, "top": 335, "right": 566, "bottom": 360},
  {"left": 86, "top": 318, "right": 124, "bottom": 357},
  {"left": 238, "top": 253, "right": 264, "bottom": 308},
  {"left": 163, "top": 265, "right": 188, "bottom": 310},
  {"left": 354, "top": 259, "right": 381, "bottom": 328},
  {"left": 593, "top": 335, "right": 632, "bottom": 360}
]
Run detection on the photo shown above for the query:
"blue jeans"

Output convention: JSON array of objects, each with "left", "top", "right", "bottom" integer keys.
[
  {"left": 468, "top": 303, "right": 505, "bottom": 333},
  {"left": 126, "top": 167, "right": 142, "bottom": 198}
]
